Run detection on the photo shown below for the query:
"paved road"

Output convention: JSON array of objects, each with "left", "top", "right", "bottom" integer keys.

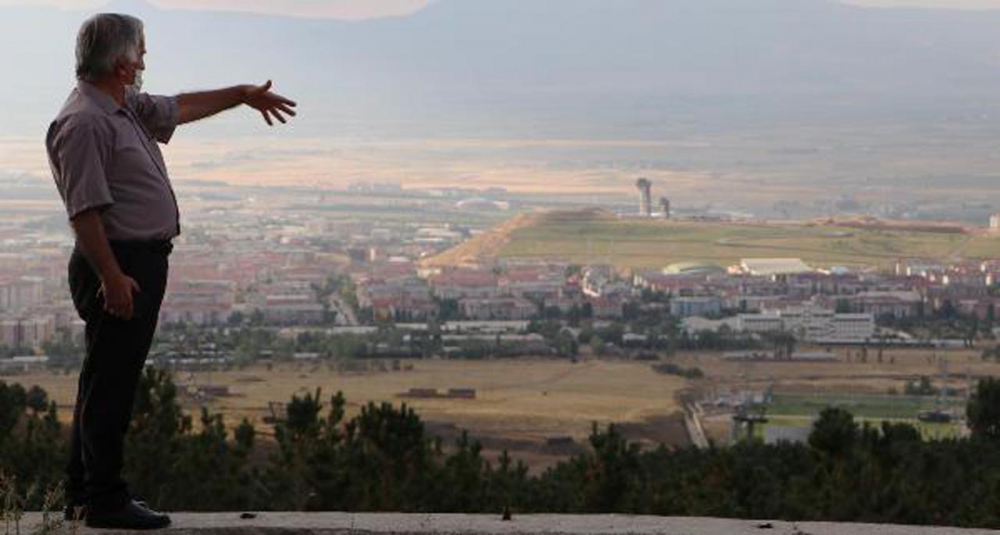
[
  {"left": 329, "top": 295, "right": 358, "bottom": 326},
  {"left": 683, "top": 401, "right": 711, "bottom": 449},
  {"left": 22, "top": 513, "right": 1000, "bottom": 534}
]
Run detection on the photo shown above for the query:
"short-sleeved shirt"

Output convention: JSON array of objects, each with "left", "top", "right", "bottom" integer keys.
[{"left": 46, "top": 81, "right": 181, "bottom": 242}]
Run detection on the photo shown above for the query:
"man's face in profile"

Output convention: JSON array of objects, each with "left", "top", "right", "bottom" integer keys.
[{"left": 118, "top": 36, "right": 146, "bottom": 91}]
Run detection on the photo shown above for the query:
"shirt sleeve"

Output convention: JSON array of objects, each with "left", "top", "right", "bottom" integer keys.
[
  {"left": 47, "top": 119, "right": 114, "bottom": 220},
  {"left": 126, "top": 90, "right": 180, "bottom": 144}
]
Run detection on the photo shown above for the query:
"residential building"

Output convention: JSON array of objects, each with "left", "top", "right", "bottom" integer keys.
[
  {"left": 670, "top": 296, "right": 723, "bottom": 317},
  {"left": 459, "top": 297, "right": 537, "bottom": 321}
]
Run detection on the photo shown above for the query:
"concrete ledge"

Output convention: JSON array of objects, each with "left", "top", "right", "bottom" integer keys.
[{"left": 20, "top": 513, "right": 999, "bottom": 534}]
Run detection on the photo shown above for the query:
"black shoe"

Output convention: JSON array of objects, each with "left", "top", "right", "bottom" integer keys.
[
  {"left": 85, "top": 500, "right": 171, "bottom": 530},
  {"left": 64, "top": 497, "right": 148, "bottom": 521},
  {"left": 63, "top": 504, "right": 86, "bottom": 522}
]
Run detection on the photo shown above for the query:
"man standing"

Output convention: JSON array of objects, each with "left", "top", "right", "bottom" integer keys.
[{"left": 46, "top": 13, "right": 296, "bottom": 530}]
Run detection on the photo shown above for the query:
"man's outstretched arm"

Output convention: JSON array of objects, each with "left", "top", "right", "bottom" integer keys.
[{"left": 176, "top": 80, "right": 297, "bottom": 126}]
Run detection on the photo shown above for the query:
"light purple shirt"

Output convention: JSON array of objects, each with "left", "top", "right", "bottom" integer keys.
[{"left": 46, "top": 81, "right": 181, "bottom": 241}]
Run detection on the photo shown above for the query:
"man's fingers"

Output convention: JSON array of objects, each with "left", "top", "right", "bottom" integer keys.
[
  {"left": 260, "top": 109, "right": 273, "bottom": 126},
  {"left": 273, "top": 110, "right": 287, "bottom": 124},
  {"left": 276, "top": 103, "right": 297, "bottom": 117},
  {"left": 105, "top": 301, "right": 132, "bottom": 319},
  {"left": 130, "top": 278, "right": 142, "bottom": 294}
]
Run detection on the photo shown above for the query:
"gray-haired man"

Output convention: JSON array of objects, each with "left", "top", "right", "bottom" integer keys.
[{"left": 46, "top": 13, "right": 296, "bottom": 530}]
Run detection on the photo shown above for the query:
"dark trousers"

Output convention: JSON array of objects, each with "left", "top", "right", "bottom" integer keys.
[{"left": 66, "top": 240, "right": 171, "bottom": 512}]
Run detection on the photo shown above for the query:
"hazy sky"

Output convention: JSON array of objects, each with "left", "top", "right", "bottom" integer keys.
[
  {"left": 0, "top": 0, "right": 431, "bottom": 19},
  {"left": 3, "top": 0, "right": 1000, "bottom": 19}
]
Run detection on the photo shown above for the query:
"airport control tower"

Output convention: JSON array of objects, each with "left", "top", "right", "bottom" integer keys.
[
  {"left": 660, "top": 197, "right": 671, "bottom": 219},
  {"left": 636, "top": 178, "right": 652, "bottom": 217}
]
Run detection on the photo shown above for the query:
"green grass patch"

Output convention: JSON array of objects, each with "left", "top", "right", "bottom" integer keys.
[
  {"left": 760, "top": 394, "right": 967, "bottom": 441},
  {"left": 770, "top": 393, "right": 964, "bottom": 420}
]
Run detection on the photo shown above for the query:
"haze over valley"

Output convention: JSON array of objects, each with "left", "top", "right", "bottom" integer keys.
[{"left": 5, "top": 0, "right": 1000, "bottom": 220}]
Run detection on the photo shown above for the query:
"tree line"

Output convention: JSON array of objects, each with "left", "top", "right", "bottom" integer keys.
[{"left": 6, "top": 373, "right": 1000, "bottom": 527}]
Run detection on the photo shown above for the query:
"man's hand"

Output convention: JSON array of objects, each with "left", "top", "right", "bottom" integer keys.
[
  {"left": 177, "top": 82, "right": 298, "bottom": 126},
  {"left": 100, "top": 272, "right": 142, "bottom": 320},
  {"left": 243, "top": 80, "right": 297, "bottom": 126}
]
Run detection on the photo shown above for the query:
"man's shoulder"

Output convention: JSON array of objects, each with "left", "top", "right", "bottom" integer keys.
[{"left": 50, "top": 91, "right": 114, "bottom": 137}]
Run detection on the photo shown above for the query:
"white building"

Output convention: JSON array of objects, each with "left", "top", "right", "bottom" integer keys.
[
  {"left": 459, "top": 298, "right": 538, "bottom": 321},
  {"left": 991, "top": 213, "right": 1000, "bottom": 231},
  {"left": 737, "top": 304, "right": 875, "bottom": 343},
  {"left": 0, "top": 356, "right": 49, "bottom": 374},
  {"left": 738, "top": 258, "right": 813, "bottom": 277},
  {"left": 582, "top": 266, "right": 630, "bottom": 298}
]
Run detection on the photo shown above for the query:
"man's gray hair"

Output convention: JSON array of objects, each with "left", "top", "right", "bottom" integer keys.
[{"left": 75, "top": 13, "right": 144, "bottom": 82}]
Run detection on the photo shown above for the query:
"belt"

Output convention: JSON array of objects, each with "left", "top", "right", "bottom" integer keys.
[{"left": 108, "top": 239, "right": 174, "bottom": 255}]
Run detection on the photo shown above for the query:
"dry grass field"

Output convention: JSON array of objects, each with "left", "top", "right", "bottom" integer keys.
[
  {"left": 10, "top": 348, "right": 998, "bottom": 467},
  {"left": 428, "top": 209, "right": 1000, "bottom": 270},
  {"left": 7, "top": 359, "right": 688, "bottom": 469},
  {"left": 504, "top": 217, "right": 1000, "bottom": 270}
]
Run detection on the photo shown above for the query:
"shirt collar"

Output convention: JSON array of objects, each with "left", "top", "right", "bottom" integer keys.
[{"left": 77, "top": 81, "right": 124, "bottom": 115}]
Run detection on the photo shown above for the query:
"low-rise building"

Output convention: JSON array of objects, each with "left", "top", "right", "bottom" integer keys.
[
  {"left": 160, "top": 304, "right": 233, "bottom": 326},
  {"left": 0, "top": 355, "right": 49, "bottom": 374},
  {"left": 737, "top": 304, "right": 875, "bottom": 343},
  {"left": 738, "top": 258, "right": 813, "bottom": 277},
  {"left": 0, "top": 277, "right": 45, "bottom": 313},
  {"left": 670, "top": 296, "right": 723, "bottom": 317},
  {"left": 0, "top": 316, "right": 56, "bottom": 349},
  {"left": 430, "top": 269, "right": 499, "bottom": 300},
  {"left": 459, "top": 297, "right": 537, "bottom": 321},
  {"left": 262, "top": 295, "right": 325, "bottom": 325},
  {"left": 847, "top": 291, "right": 923, "bottom": 319},
  {"left": 589, "top": 297, "right": 625, "bottom": 319}
]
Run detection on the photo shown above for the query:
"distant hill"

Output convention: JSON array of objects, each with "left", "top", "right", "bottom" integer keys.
[
  {"left": 422, "top": 209, "right": 616, "bottom": 267},
  {"left": 8, "top": 0, "right": 1000, "bottom": 139}
]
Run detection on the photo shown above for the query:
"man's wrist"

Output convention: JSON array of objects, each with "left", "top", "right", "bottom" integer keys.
[
  {"left": 238, "top": 85, "right": 252, "bottom": 104},
  {"left": 98, "top": 268, "right": 125, "bottom": 284}
]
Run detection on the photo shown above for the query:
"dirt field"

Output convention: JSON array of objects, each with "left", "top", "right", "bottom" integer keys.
[{"left": 5, "top": 358, "right": 688, "bottom": 470}]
